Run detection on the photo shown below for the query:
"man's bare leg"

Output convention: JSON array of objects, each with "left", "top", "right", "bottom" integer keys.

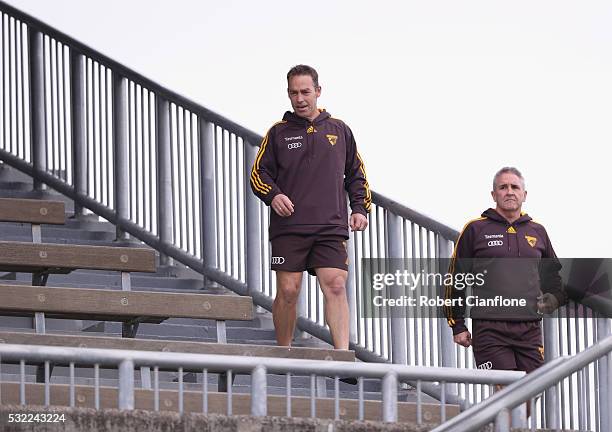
[
  {"left": 273, "top": 271, "right": 303, "bottom": 346},
  {"left": 315, "top": 267, "right": 349, "bottom": 350}
]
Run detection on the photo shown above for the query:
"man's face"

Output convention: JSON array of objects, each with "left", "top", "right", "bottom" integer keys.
[
  {"left": 288, "top": 75, "right": 321, "bottom": 121},
  {"left": 491, "top": 173, "right": 527, "bottom": 213}
]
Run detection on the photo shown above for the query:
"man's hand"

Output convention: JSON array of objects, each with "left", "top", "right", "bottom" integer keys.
[
  {"left": 537, "top": 293, "right": 560, "bottom": 315},
  {"left": 350, "top": 213, "right": 368, "bottom": 231},
  {"left": 453, "top": 330, "right": 472, "bottom": 347},
  {"left": 271, "top": 194, "right": 294, "bottom": 217}
]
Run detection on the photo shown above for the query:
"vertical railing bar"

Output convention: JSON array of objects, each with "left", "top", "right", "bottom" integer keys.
[
  {"left": 62, "top": 44, "right": 69, "bottom": 182},
  {"left": 367, "top": 207, "right": 375, "bottom": 353},
  {"left": 95, "top": 60, "right": 102, "bottom": 201},
  {"left": 2, "top": 14, "right": 6, "bottom": 153},
  {"left": 227, "top": 369, "right": 233, "bottom": 416},
  {"left": 229, "top": 133, "right": 235, "bottom": 277},
  {"left": 139, "top": 85, "right": 146, "bottom": 228},
  {"left": 45, "top": 36, "right": 57, "bottom": 177},
  {"left": 94, "top": 363, "right": 100, "bottom": 410},
  {"left": 441, "top": 381, "right": 446, "bottom": 423},
  {"left": 222, "top": 130, "right": 229, "bottom": 272},
  {"left": 127, "top": 80, "right": 134, "bottom": 220},
  {"left": 558, "top": 307, "right": 566, "bottom": 430},
  {"left": 87, "top": 57, "right": 92, "bottom": 202},
  {"left": 334, "top": 375, "right": 340, "bottom": 420},
  {"left": 153, "top": 366, "right": 159, "bottom": 411},
  {"left": 21, "top": 21, "right": 27, "bottom": 160},
  {"left": 376, "top": 206, "right": 384, "bottom": 356},
  {"left": 417, "top": 379, "right": 422, "bottom": 425},
  {"left": 19, "top": 359, "right": 25, "bottom": 405},
  {"left": 96, "top": 63, "right": 104, "bottom": 203},
  {"left": 54, "top": 39, "right": 60, "bottom": 179},
  {"left": 190, "top": 114, "right": 198, "bottom": 257},
  {"left": 169, "top": 104, "right": 177, "bottom": 247},
  {"left": 286, "top": 372, "right": 292, "bottom": 417},
  {"left": 310, "top": 374, "right": 316, "bottom": 418},
  {"left": 53, "top": 39, "right": 60, "bottom": 179},
  {"left": 202, "top": 368, "right": 208, "bottom": 414},
  {"left": 236, "top": 136, "right": 243, "bottom": 280},
  {"left": 69, "top": 361, "right": 75, "bottom": 407},
  {"left": 358, "top": 376, "right": 364, "bottom": 421},
  {"left": 141, "top": 86, "right": 148, "bottom": 228},
  {"left": 362, "top": 223, "right": 370, "bottom": 350},
  {"left": 148, "top": 91, "right": 154, "bottom": 233},
  {"left": 530, "top": 395, "right": 536, "bottom": 431},
  {"left": 0, "top": 354, "right": 3, "bottom": 404},
  {"left": 14, "top": 18, "right": 21, "bottom": 158},
  {"left": 178, "top": 367, "right": 184, "bottom": 414},
  {"left": 182, "top": 108, "right": 193, "bottom": 252},
  {"left": 215, "top": 127, "right": 221, "bottom": 268},
  {"left": 13, "top": 17, "right": 19, "bottom": 156},
  {"left": 9, "top": 17, "right": 14, "bottom": 155},
  {"left": 134, "top": 84, "right": 141, "bottom": 226},
  {"left": 44, "top": 360, "right": 50, "bottom": 406}
]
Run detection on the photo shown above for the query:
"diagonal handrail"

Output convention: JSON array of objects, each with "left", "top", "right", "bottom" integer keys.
[{"left": 431, "top": 333, "right": 612, "bottom": 432}]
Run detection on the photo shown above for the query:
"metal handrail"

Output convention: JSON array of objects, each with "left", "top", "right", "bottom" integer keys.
[
  {"left": 1, "top": 3, "right": 607, "bottom": 428},
  {"left": 432, "top": 333, "right": 612, "bottom": 432},
  {"left": 0, "top": 342, "right": 524, "bottom": 421},
  {"left": 0, "top": 0, "right": 459, "bottom": 241},
  {"left": 0, "top": 0, "right": 261, "bottom": 145}
]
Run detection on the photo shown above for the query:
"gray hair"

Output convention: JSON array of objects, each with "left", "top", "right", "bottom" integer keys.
[{"left": 493, "top": 167, "right": 525, "bottom": 190}]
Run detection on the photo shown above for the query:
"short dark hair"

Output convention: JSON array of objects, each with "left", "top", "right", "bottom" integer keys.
[
  {"left": 493, "top": 167, "right": 525, "bottom": 190},
  {"left": 287, "top": 64, "right": 319, "bottom": 88}
]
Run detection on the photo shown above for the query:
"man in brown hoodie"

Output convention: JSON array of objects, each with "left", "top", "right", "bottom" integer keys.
[
  {"left": 446, "top": 167, "right": 565, "bottom": 373},
  {"left": 250, "top": 65, "right": 371, "bottom": 350}
]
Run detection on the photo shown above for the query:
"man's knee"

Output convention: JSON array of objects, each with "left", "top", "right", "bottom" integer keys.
[
  {"left": 275, "top": 273, "right": 302, "bottom": 305},
  {"left": 322, "top": 274, "right": 347, "bottom": 298}
]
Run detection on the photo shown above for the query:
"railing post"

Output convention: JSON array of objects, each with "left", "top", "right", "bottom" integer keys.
[
  {"left": 382, "top": 371, "right": 398, "bottom": 422},
  {"left": 251, "top": 365, "right": 267, "bottom": 416},
  {"left": 244, "top": 140, "right": 261, "bottom": 295},
  {"left": 597, "top": 317, "right": 611, "bottom": 432},
  {"left": 387, "top": 212, "right": 407, "bottom": 365},
  {"left": 438, "top": 236, "right": 457, "bottom": 395},
  {"left": 347, "top": 230, "right": 358, "bottom": 344},
  {"left": 70, "top": 50, "right": 86, "bottom": 217},
  {"left": 156, "top": 96, "right": 173, "bottom": 265},
  {"left": 28, "top": 29, "right": 45, "bottom": 191},
  {"left": 112, "top": 72, "right": 129, "bottom": 242},
  {"left": 118, "top": 359, "right": 134, "bottom": 410},
  {"left": 199, "top": 118, "right": 217, "bottom": 279},
  {"left": 543, "top": 315, "right": 559, "bottom": 429},
  {"left": 495, "top": 408, "right": 511, "bottom": 432}
]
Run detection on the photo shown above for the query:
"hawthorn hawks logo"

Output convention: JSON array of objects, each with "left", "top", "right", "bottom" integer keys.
[
  {"left": 525, "top": 235, "right": 538, "bottom": 248},
  {"left": 326, "top": 134, "right": 338, "bottom": 146}
]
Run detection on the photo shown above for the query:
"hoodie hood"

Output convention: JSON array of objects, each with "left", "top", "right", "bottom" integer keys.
[
  {"left": 482, "top": 208, "right": 532, "bottom": 225},
  {"left": 282, "top": 109, "right": 331, "bottom": 125}
]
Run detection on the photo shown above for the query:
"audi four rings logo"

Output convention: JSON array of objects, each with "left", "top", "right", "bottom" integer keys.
[
  {"left": 477, "top": 361, "right": 493, "bottom": 370},
  {"left": 488, "top": 240, "right": 503, "bottom": 247},
  {"left": 287, "top": 142, "right": 302, "bottom": 149},
  {"left": 271, "top": 257, "right": 285, "bottom": 264}
]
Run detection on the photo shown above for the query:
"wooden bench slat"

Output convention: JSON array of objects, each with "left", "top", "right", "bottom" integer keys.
[
  {"left": 0, "top": 331, "right": 354, "bottom": 362},
  {"left": 0, "top": 383, "right": 458, "bottom": 422},
  {"left": 0, "top": 285, "right": 253, "bottom": 321},
  {"left": 0, "top": 198, "right": 65, "bottom": 225},
  {"left": 0, "top": 241, "right": 156, "bottom": 273}
]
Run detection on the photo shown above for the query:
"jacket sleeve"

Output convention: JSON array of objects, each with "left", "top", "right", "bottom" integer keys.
[
  {"left": 250, "top": 128, "right": 283, "bottom": 206},
  {"left": 539, "top": 227, "right": 568, "bottom": 307},
  {"left": 343, "top": 126, "right": 371, "bottom": 216},
  {"left": 445, "top": 223, "right": 475, "bottom": 335}
]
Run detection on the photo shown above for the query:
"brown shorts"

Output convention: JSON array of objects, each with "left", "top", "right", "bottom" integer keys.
[
  {"left": 472, "top": 320, "right": 544, "bottom": 373},
  {"left": 270, "top": 235, "right": 348, "bottom": 276}
]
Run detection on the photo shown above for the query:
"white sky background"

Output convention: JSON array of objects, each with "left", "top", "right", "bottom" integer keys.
[{"left": 6, "top": 0, "right": 611, "bottom": 257}]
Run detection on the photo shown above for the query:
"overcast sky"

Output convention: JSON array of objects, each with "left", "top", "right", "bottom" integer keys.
[{"left": 5, "top": 0, "right": 611, "bottom": 257}]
